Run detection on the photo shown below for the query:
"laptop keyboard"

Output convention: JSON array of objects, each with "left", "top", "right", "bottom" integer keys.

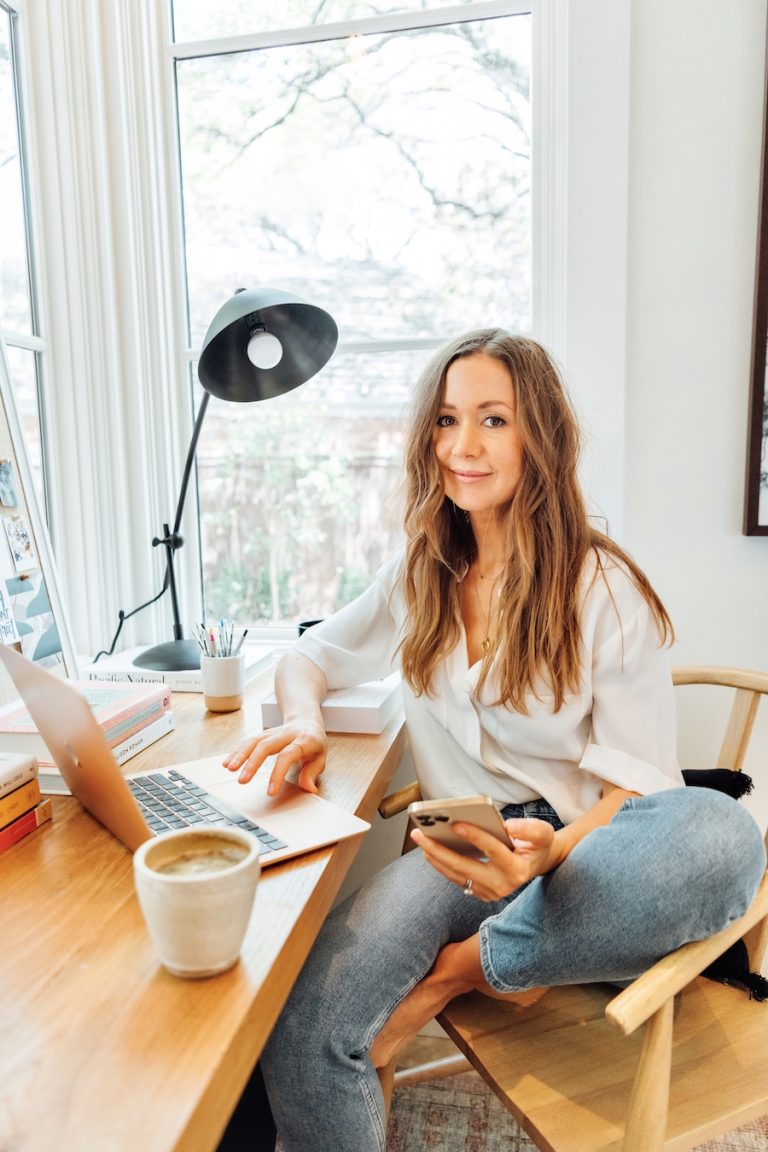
[{"left": 127, "top": 769, "right": 288, "bottom": 856}]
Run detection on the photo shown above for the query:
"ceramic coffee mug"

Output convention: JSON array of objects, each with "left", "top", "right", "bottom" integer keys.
[
  {"left": 200, "top": 653, "right": 245, "bottom": 712},
  {"left": 133, "top": 826, "right": 261, "bottom": 978}
]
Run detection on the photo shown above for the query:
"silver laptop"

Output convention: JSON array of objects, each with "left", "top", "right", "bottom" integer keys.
[{"left": 0, "top": 643, "right": 369, "bottom": 861}]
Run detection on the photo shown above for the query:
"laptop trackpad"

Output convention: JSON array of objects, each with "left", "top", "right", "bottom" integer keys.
[{"left": 131, "top": 756, "right": 370, "bottom": 848}]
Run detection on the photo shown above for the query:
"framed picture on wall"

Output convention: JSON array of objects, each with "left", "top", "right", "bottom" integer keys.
[
  {"left": 745, "top": 31, "right": 768, "bottom": 535},
  {"left": 0, "top": 337, "right": 78, "bottom": 678}
]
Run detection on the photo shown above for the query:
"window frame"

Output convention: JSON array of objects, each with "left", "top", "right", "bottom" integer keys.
[
  {"left": 18, "top": 0, "right": 631, "bottom": 657},
  {"left": 170, "top": 0, "right": 546, "bottom": 632},
  {"left": 170, "top": 0, "right": 560, "bottom": 355},
  {"left": 0, "top": 0, "right": 52, "bottom": 525}
]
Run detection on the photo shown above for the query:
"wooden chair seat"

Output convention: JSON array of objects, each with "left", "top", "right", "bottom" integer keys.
[
  {"left": 379, "top": 667, "right": 768, "bottom": 1152},
  {"left": 438, "top": 967, "right": 768, "bottom": 1152}
]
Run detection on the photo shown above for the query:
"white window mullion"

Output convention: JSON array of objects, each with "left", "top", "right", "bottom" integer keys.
[{"left": 532, "top": 0, "right": 568, "bottom": 359}]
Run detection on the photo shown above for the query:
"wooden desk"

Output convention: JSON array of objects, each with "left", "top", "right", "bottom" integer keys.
[{"left": 0, "top": 679, "right": 405, "bottom": 1152}]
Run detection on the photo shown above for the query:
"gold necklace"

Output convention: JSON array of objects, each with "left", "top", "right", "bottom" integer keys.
[
  {"left": 472, "top": 571, "right": 501, "bottom": 654},
  {"left": 477, "top": 562, "right": 505, "bottom": 581}
]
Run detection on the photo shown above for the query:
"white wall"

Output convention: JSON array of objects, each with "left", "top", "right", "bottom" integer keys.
[{"left": 624, "top": 0, "right": 768, "bottom": 833}]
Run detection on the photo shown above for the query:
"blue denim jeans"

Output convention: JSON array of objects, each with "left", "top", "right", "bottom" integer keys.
[{"left": 261, "top": 788, "right": 765, "bottom": 1152}]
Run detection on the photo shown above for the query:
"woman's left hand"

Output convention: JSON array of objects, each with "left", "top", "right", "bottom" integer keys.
[{"left": 411, "top": 816, "right": 562, "bottom": 901}]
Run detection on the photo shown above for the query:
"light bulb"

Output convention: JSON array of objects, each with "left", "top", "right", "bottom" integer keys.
[{"left": 246, "top": 330, "right": 283, "bottom": 369}]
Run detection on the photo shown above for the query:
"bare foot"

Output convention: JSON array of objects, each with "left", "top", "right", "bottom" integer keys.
[
  {"left": 370, "top": 978, "right": 452, "bottom": 1069},
  {"left": 369, "top": 938, "right": 485, "bottom": 1069}
]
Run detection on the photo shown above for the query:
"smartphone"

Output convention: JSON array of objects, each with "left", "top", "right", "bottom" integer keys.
[{"left": 407, "top": 795, "right": 513, "bottom": 859}]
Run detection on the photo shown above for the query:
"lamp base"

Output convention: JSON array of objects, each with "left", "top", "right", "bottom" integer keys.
[{"left": 132, "top": 639, "right": 201, "bottom": 672}]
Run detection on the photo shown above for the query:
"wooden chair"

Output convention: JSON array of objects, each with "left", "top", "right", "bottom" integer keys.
[{"left": 377, "top": 667, "right": 768, "bottom": 1152}]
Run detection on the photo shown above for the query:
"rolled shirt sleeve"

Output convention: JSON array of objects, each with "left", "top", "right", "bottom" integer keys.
[{"left": 294, "top": 553, "right": 403, "bottom": 688}]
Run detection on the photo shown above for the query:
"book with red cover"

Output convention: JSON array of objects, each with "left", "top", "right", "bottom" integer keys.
[
  {"left": 0, "top": 681, "right": 172, "bottom": 759},
  {"left": 0, "top": 777, "right": 42, "bottom": 831},
  {"left": 0, "top": 797, "right": 53, "bottom": 854}
]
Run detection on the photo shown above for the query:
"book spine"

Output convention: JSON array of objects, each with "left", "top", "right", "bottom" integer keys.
[
  {"left": 0, "top": 755, "right": 37, "bottom": 799},
  {"left": 0, "top": 778, "right": 42, "bottom": 831},
  {"left": 0, "top": 687, "right": 172, "bottom": 748},
  {"left": 113, "top": 710, "right": 175, "bottom": 764},
  {"left": 0, "top": 798, "right": 53, "bottom": 854},
  {"left": 102, "top": 697, "right": 172, "bottom": 745},
  {"left": 85, "top": 686, "right": 172, "bottom": 733},
  {"left": 84, "top": 667, "right": 199, "bottom": 690},
  {"left": 83, "top": 650, "right": 273, "bottom": 692},
  {"left": 84, "top": 667, "right": 165, "bottom": 685}
]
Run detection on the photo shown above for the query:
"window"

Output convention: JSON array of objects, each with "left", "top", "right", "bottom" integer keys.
[
  {"left": 0, "top": 1, "right": 46, "bottom": 508},
  {"left": 171, "top": 1, "right": 532, "bottom": 626}
]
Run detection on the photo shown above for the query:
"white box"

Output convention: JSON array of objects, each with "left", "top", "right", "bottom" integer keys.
[{"left": 260, "top": 674, "right": 402, "bottom": 735}]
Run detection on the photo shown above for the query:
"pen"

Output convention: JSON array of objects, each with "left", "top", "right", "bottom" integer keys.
[{"left": 233, "top": 628, "right": 248, "bottom": 656}]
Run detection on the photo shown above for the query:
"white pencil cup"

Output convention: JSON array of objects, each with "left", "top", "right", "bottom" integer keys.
[
  {"left": 200, "top": 653, "right": 245, "bottom": 712},
  {"left": 133, "top": 826, "right": 261, "bottom": 978}
]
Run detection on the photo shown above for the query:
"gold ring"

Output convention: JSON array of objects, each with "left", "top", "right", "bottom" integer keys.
[{"left": 462, "top": 877, "right": 473, "bottom": 896}]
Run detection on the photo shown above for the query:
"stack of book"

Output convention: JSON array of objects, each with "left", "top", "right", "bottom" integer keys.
[
  {"left": 0, "top": 753, "right": 52, "bottom": 854},
  {"left": 0, "top": 681, "right": 175, "bottom": 795}
]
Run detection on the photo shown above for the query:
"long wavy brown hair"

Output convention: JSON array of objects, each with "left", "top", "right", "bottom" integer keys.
[{"left": 398, "top": 329, "right": 673, "bottom": 710}]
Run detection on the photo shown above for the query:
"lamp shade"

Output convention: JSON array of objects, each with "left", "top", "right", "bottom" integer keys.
[{"left": 197, "top": 287, "right": 338, "bottom": 402}]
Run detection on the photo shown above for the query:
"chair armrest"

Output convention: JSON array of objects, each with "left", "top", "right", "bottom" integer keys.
[
  {"left": 378, "top": 781, "right": 421, "bottom": 819},
  {"left": 606, "top": 872, "right": 768, "bottom": 1036}
]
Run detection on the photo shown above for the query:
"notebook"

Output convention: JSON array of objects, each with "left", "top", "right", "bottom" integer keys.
[{"left": 0, "top": 644, "right": 370, "bottom": 862}]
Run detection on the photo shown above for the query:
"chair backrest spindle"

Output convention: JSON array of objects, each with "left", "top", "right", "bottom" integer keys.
[
  {"left": 672, "top": 666, "right": 768, "bottom": 852},
  {"left": 716, "top": 688, "right": 760, "bottom": 771}
]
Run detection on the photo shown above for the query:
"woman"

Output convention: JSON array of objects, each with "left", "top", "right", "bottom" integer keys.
[{"left": 224, "top": 330, "right": 765, "bottom": 1152}]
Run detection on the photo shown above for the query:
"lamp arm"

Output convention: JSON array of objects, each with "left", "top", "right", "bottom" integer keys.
[
  {"left": 93, "top": 391, "right": 211, "bottom": 662},
  {"left": 151, "top": 390, "right": 211, "bottom": 639},
  {"left": 172, "top": 390, "right": 210, "bottom": 536}
]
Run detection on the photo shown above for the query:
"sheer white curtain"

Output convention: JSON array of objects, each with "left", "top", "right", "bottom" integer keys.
[{"left": 20, "top": 0, "right": 196, "bottom": 658}]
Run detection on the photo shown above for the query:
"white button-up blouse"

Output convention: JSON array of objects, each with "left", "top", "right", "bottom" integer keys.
[{"left": 296, "top": 549, "right": 683, "bottom": 824}]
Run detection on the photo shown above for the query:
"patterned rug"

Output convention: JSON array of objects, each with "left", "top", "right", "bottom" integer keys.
[{"left": 387, "top": 1071, "right": 768, "bottom": 1152}]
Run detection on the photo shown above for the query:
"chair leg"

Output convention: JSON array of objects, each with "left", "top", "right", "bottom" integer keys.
[
  {"left": 394, "top": 1053, "right": 472, "bottom": 1086},
  {"left": 742, "top": 916, "right": 768, "bottom": 973},
  {"left": 622, "top": 997, "right": 673, "bottom": 1152},
  {"left": 380, "top": 1039, "right": 471, "bottom": 1115}
]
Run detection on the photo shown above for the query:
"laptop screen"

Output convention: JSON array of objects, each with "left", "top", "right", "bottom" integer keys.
[{"left": 0, "top": 644, "right": 151, "bottom": 850}]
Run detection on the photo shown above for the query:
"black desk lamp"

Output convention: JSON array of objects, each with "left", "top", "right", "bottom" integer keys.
[{"left": 95, "top": 287, "right": 338, "bottom": 672}]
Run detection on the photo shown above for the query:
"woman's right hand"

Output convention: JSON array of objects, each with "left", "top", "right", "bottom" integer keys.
[{"left": 223, "top": 720, "right": 328, "bottom": 796}]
